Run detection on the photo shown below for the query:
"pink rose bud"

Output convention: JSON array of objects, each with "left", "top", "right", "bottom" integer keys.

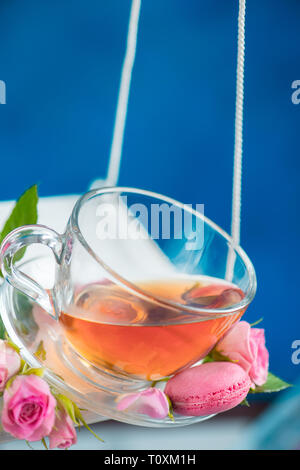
[
  {"left": 117, "top": 388, "right": 169, "bottom": 419},
  {"left": 49, "top": 408, "right": 77, "bottom": 449},
  {"left": 248, "top": 328, "right": 269, "bottom": 386},
  {"left": 215, "top": 321, "right": 269, "bottom": 387},
  {"left": 2, "top": 374, "right": 56, "bottom": 441},
  {"left": 0, "top": 340, "right": 21, "bottom": 391}
]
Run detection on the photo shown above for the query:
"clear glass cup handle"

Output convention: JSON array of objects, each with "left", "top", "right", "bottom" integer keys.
[{"left": 0, "top": 225, "right": 63, "bottom": 319}]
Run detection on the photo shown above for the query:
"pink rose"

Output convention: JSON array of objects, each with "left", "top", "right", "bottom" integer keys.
[
  {"left": 0, "top": 340, "right": 21, "bottom": 391},
  {"left": 2, "top": 374, "right": 56, "bottom": 441},
  {"left": 215, "top": 321, "right": 269, "bottom": 386},
  {"left": 248, "top": 328, "right": 269, "bottom": 386},
  {"left": 49, "top": 408, "right": 77, "bottom": 449},
  {"left": 117, "top": 388, "right": 169, "bottom": 419}
]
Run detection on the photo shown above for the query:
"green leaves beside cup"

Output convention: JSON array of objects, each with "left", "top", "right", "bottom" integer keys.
[{"left": 0, "top": 185, "right": 39, "bottom": 339}]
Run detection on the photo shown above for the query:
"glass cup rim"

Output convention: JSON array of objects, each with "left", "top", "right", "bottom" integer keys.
[{"left": 70, "top": 186, "right": 257, "bottom": 319}]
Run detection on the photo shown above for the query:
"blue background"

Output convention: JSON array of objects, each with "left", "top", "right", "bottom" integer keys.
[{"left": 0, "top": 0, "right": 299, "bottom": 386}]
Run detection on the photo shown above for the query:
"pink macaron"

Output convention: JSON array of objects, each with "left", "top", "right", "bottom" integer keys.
[{"left": 165, "top": 361, "right": 251, "bottom": 416}]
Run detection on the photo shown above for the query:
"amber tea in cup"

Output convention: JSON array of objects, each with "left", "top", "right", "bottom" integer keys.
[
  {"left": 60, "top": 277, "right": 245, "bottom": 380},
  {"left": 0, "top": 187, "right": 256, "bottom": 382}
]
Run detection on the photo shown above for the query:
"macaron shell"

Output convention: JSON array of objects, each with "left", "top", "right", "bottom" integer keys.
[{"left": 165, "top": 362, "right": 251, "bottom": 417}]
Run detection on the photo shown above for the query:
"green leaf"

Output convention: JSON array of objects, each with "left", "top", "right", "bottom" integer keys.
[
  {"left": 201, "top": 355, "right": 214, "bottom": 364},
  {"left": 150, "top": 377, "right": 170, "bottom": 387},
  {"left": 12, "top": 291, "right": 39, "bottom": 342},
  {"left": 202, "top": 348, "right": 238, "bottom": 364},
  {"left": 5, "top": 374, "right": 18, "bottom": 390},
  {"left": 41, "top": 437, "right": 48, "bottom": 450},
  {"left": 5, "top": 334, "right": 21, "bottom": 354},
  {"left": 165, "top": 394, "right": 174, "bottom": 421},
  {"left": 19, "top": 360, "right": 29, "bottom": 374},
  {"left": 0, "top": 318, "right": 6, "bottom": 340},
  {"left": 73, "top": 403, "right": 104, "bottom": 442},
  {"left": 22, "top": 367, "right": 45, "bottom": 377},
  {"left": 25, "top": 440, "right": 35, "bottom": 450},
  {"left": 240, "top": 397, "right": 250, "bottom": 407},
  {"left": 249, "top": 372, "right": 292, "bottom": 394},
  {"left": 55, "top": 394, "right": 78, "bottom": 424},
  {"left": 0, "top": 184, "right": 38, "bottom": 243},
  {"left": 0, "top": 184, "right": 38, "bottom": 273},
  {"left": 250, "top": 317, "right": 264, "bottom": 327},
  {"left": 0, "top": 185, "right": 39, "bottom": 340},
  {"left": 34, "top": 340, "right": 46, "bottom": 361}
]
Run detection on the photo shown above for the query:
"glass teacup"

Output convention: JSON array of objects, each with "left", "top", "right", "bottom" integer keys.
[{"left": 0, "top": 187, "right": 256, "bottom": 381}]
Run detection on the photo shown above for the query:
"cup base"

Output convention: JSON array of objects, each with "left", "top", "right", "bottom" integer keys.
[
  {"left": 60, "top": 336, "right": 149, "bottom": 393},
  {"left": 0, "top": 254, "right": 217, "bottom": 427}
]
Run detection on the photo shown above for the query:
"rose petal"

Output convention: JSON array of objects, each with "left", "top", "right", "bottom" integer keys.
[
  {"left": 2, "top": 375, "right": 56, "bottom": 441},
  {"left": 216, "top": 321, "right": 254, "bottom": 373},
  {"left": 249, "top": 329, "right": 269, "bottom": 386},
  {"left": 49, "top": 409, "right": 77, "bottom": 449},
  {"left": 117, "top": 388, "right": 169, "bottom": 419}
]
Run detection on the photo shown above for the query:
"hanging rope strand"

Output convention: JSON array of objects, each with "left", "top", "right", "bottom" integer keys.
[
  {"left": 226, "top": 0, "right": 246, "bottom": 281},
  {"left": 107, "top": 0, "right": 142, "bottom": 186},
  {"left": 231, "top": 0, "right": 246, "bottom": 246}
]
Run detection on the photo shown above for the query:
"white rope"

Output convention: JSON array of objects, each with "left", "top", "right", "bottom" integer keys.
[
  {"left": 107, "top": 0, "right": 142, "bottom": 186},
  {"left": 90, "top": 0, "right": 141, "bottom": 190},
  {"left": 226, "top": 0, "right": 246, "bottom": 280},
  {"left": 92, "top": 0, "right": 246, "bottom": 260},
  {"left": 231, "top": 0, "right": 246, "bottom": 246}
]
